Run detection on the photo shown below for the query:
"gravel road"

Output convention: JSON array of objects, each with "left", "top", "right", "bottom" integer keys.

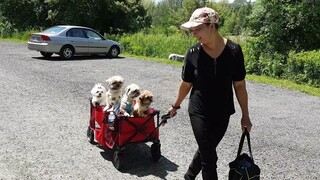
[{"left": 0, "top": 41, "right": 319, "bottom": 180}]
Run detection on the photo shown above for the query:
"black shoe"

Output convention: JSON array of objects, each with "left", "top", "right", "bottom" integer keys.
[{"left": 184, "top": 173, "right": 195, "bottom": 180}]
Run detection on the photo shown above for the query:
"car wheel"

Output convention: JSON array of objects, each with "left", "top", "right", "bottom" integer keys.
[
  {"left": 107, "top": 45, "right": 120, "bottom": 58},
  {"left": 40, "top": 51, "right": 53, "bottom": 58},
  {"left": 59, "top": 45, "right": 74, "bottom": 59}
]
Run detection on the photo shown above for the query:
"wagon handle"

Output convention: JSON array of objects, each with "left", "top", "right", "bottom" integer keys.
[{"left": 160, "top": 112, "right": 172, "bottom": 125}]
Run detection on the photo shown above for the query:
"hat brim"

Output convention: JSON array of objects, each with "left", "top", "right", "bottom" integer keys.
[{"left": 180, "top": 21, "right": 203, "bottom": 30}]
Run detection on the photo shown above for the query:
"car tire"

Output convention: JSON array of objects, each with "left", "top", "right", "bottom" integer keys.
[
  {"left": 107, "top": 45, "right": 120, "bottom": 58},
  {"left": 59, "top": 45, "right": 74, "bottom": 59},
  {"left": 40, "top": 51, "right": 53, "bottom": 58}
]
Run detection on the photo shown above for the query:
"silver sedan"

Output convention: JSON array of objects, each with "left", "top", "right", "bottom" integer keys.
[{"left": 28, "top": 25, "right": 122, "bottom": 59}]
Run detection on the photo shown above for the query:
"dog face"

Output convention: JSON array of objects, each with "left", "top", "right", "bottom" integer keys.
[
  {"left": 91, "top": 83, "right": 106, "bottom": 99},
  {"left": 125, "top": 83, "right": 141, "bottom": 99},
  {"left": 137, "top": 90, "right": 153, "bottom": 108},
  {"left": 106, "top": 76, "right": 124, "bottom": 91},
  {"left": 133, "top": 90, "right": 154, "bottom": 117}
]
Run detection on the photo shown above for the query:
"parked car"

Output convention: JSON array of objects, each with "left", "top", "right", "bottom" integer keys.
[{"left": 28, "top": 25, "right": 121, "bottom": 59}]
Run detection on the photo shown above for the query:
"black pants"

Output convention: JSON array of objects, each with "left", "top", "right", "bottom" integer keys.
[{"left": 184, "top": 113, "right": 230, "bottom": 180}]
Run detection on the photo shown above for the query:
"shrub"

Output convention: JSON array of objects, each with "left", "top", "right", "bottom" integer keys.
[
  {"left": 0, "top": 21, "right": 16, "bottom": 38},
  {"left": 242, "top": 36, "right": 266, "bottom": 75},
  {"left": 286, "top": 50, "right": 320, "bottom": 87},
  {"left": 118, "top": 31, "right": 196, "bottom": 59}
]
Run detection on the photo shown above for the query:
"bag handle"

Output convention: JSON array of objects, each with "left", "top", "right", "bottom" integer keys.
[{"left": 236, "top": 128, "right": 254, "bottom": 162}]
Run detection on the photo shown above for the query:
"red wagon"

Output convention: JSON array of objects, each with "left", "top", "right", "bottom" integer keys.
[{"left": 86, "top": 100, "right": 169, "bottom": 170}]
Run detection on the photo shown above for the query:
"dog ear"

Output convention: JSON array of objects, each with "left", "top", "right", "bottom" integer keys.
[
  {"left": 136, "top": 90, "right": 141, "bottom": 96},
  {"left": 90, "top": 88, "right": 95, "bottom": 95},
  {"left": 91, "top": 84, "right": 97, "bottom": 94},
  {"left": 126, "top": 87, "right": 131, "bottom": 94}
]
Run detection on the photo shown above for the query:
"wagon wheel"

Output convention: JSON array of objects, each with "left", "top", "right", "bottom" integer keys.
[
  {"left": 151, "top": 143, "right": 161, "bottom": 161},
  {"left": 86, "top": 126, "right": 94, "bottom": 144},
  {"left": 112, "top": 151, "right": 123, "bottom": 170}
]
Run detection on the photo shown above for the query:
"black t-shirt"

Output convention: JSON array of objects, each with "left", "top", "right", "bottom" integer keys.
[{"left": 182, "top": 39, "right": 246, "bottom": 117}]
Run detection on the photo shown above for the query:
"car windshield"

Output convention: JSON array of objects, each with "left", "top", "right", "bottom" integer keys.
[{"left": 42, "top": 26, "right": 66, "bottom": 34}]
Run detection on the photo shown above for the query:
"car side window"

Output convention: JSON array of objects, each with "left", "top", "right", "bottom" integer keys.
[
  {"left": 86, "top": 30, "right": 102, "bottom": 40},
  {"left": 67, "top": 29, "right": 86, "bottom": 38}
]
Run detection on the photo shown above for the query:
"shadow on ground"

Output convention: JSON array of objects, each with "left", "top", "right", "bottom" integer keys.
[
  {"left": 99, "top": 143, "right": 179, "bottom": 180},
  {"left": 32, "top": 54, "right": 125, "bottom": 61}
]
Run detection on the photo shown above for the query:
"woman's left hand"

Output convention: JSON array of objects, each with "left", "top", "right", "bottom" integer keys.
[
  {"left": 241, "top": 116, "right": 252, "bottom": 132},
  {"left": 168, "top": 107, "right": 178, "bottom": 118}
]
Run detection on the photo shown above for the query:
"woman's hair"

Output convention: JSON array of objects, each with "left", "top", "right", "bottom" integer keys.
[
  {"left": 205, "top": 23, "right": 219, "bottom": 30},
  {"left": 214, "top": 23, "right": 219, "bottom": 30}
]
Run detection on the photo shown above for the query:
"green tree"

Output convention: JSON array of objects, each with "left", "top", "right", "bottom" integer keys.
[
  {"left": 0, "top": 0, "right": 49, "bottom": 30},
  {"left": 248, "top": 0, "right": 320, "bottom": 52},
  {"left": 45, "top": 0, "right": 151, "bottom": 34},
  {"left": 0, "top": 0, "right": 151, "bottom": 34}
]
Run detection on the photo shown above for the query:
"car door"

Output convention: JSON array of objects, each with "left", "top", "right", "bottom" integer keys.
[
  {"left": 66, "top": 28, "right": 89, "bottom": 53},
  {"left": 86, "top": 30, "right": 108, "bottom": 54}
]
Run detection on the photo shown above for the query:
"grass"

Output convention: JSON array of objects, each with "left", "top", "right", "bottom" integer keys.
[
  {"left": 0, "top": 37, "right": 26, "bottom": 42},
  {"left": 246, "top": 74, "right": 320, "bottom": 97},
  {"left": 121, "top": 52, "right": 183, "bottom": 66}
]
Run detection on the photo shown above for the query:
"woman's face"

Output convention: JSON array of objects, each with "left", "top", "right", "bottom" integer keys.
[{"left": 189, "top": 23, "right": 212, "bottom": 43}]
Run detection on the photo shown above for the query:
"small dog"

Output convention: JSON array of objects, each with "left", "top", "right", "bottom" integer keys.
[
  {"left": 90, "top": 83, "right": 107, "bottom": 107},
  {"left": 103, "top": 75, "right": 124, "bottom": 112},
  {"left": 121, "top": 83, "right": 141, "bottom": 116},
  {"left": 133, "top": 90, "right": 154, "bottom": 117},
  {"left": 168, "top": 53, "right": 184, "bottom": 61}
]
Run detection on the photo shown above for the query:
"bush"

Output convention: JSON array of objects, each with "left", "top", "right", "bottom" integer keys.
[
  {"left": 118, "top": 30, "right": 196, "bottom": 59},
  {"left": 242, "top": 36, "right": 267, "bottom": 75},
  {"left": 286, "top": 50, "right": 320, "bottom": 87},
  {"left": 0, "top": 21, "right": 16, "bottom": 38}
]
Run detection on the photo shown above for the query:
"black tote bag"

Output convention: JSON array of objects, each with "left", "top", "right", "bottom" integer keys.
[{"left": 228, "top": 128, "right": 260, "bottom": 180}]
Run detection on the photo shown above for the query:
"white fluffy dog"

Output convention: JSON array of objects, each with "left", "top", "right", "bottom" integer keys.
[
  {"left": 90, "top": 83, "right": 107, "bottom": 107},
  {"left": 168, "top": 53, "right": 185, "bottom": 61},
  {"left": 133, "top": 90, "right": 154, "bottom": 117},
  {"left": 121, "top": 83, "right": 141, "bottom": 116},
  {"left": 103, "top": 75, "right": 124, "bottom": 112}
]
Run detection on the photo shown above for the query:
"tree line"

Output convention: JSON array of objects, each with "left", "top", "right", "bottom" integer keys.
[{"left": 1, "top": 0, "right": 319, "bottom": 52}]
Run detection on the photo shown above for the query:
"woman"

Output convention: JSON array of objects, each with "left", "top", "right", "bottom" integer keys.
[{"left": 168, "top": 7, "right": 253, "bottom": 180}]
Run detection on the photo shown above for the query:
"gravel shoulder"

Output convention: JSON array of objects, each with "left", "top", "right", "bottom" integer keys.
[{"left": 0, "top": 41, "right": 319, "bottom": 180}]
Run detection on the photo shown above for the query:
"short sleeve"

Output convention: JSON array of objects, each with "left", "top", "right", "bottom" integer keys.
[
  {"left": 232, "top": 45, "right": 246, "bottom": 81},
  {"left": 181, "top": 49, "right": 195, "bottom": 83}
]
